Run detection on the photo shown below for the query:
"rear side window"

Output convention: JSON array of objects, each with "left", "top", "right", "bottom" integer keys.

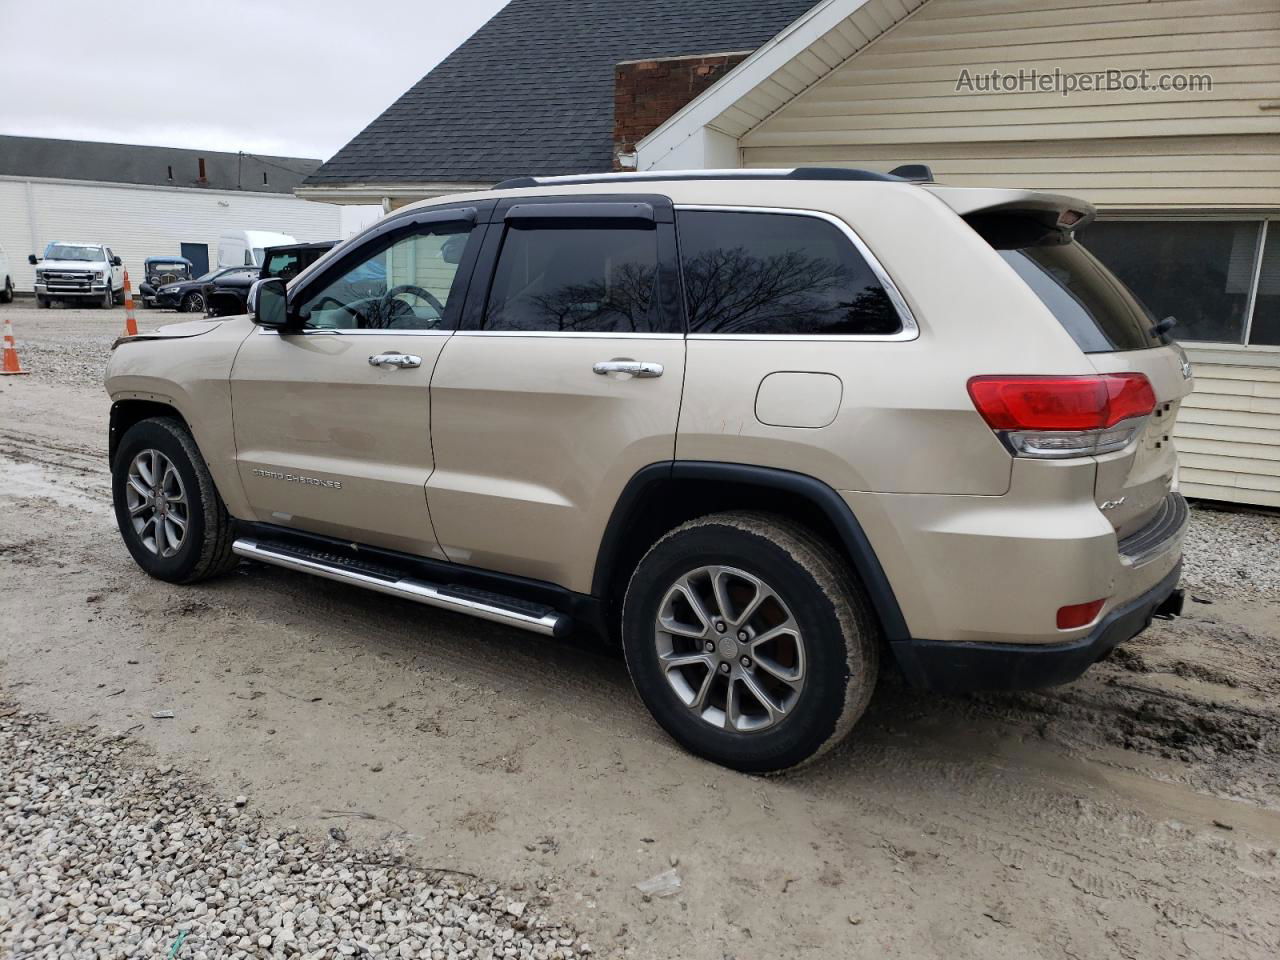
[
  {"left": 970, "top": 214, "right": 1162, "bottom": 352},
  {"left": 482, "top": 225, "right": 662, "bottom": 333},
  {"left": 675, "top": 210, "right": 902, "bottom": 336}
]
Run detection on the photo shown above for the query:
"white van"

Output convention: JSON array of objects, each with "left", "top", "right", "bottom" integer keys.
[{"left": 217, "top": 230, "right": 296, "bottom": 269}]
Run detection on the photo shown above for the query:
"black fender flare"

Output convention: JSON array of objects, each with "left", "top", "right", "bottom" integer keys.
[{"left": 591, "top": 461, "right": 910, "bottom": 644}]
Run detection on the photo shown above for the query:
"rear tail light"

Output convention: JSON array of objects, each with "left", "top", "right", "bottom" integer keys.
[
  {"left": 968, "top": 374, "right": 1156, "bottom": 459},
  {"left": 1057, "top": 598, "right": 1106, "bottom": 630}
]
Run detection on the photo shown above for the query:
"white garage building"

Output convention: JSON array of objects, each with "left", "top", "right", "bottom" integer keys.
[{"left": 0, "top": 136, "right": 344, "bottom": 292}]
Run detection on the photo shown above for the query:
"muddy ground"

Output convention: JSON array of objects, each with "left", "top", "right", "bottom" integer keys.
[{"left": 2, "top": 306, "right": 1279, "bottom": 959}]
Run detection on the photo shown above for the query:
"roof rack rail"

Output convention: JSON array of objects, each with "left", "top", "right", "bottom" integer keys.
[{"left": 491, "top": 167, "right": 907, "bottom": 190}]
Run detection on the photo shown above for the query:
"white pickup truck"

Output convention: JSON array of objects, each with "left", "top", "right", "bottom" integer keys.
[{"left": 31, "top": 241, "right": 125, "bottom": 308}]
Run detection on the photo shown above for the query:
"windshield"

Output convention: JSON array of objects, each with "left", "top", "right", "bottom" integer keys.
[
  {"left": 194, "top": 270, "right": 220, "bottom": 283},
  {"left": 45, "top": 243, "right": 102, "bottom": 261},
  {"left": 148, "top": 262, "right": 190, "bottom": 278}
]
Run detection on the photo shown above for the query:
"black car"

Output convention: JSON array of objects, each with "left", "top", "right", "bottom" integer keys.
[
  {"left": 152, "top": 266, "right": 260, "bottom": 312},
  {"left": 138, "top": 257, "right": 194, "bottom": 308},
  {"left": 205, "top": 240, "right": 337, "bottom": 317}
]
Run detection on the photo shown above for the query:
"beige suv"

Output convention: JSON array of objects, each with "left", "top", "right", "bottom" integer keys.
[{"left": 105, "top": 169, "right": 1191, "bottom": 772}]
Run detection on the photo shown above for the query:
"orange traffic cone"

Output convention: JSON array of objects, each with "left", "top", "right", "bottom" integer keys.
[
  {"left": 1, "top": 313, "right": 29, "bottom": 375},
  {"left": 123, "top": 270, "right": 138, "bottom": 336}
]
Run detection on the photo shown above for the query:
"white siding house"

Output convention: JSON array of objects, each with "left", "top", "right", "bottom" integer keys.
[
  {"left": 636, "top": 0, "right": 1280, "bottom": 507},
  {"left": 0, "top": 136, "right": 344, "bottom": 292}
]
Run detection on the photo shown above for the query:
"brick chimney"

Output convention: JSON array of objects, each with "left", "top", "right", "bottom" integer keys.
[{"left": 613, "top": 52, "right": 750, "bottom": 169}]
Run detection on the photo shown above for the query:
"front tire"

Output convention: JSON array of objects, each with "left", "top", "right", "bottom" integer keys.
[
  {"left": 181, "top": 292, "right": 205, "bottom": 314},
  {"left": 621, "top": 512, "right": 880, "bottom": 773},
  {"left": 111, "top": 417, "right": 237, "bottom": 583},
  {"left": 0, "top": 276, "right": 12, "bottom": 303},
  {"left": 36, "top": 295, "right": 49, "bottom": 309}
]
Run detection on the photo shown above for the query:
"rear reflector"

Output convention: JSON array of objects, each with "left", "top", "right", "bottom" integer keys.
[
  {"left": 1057, "top": 599, "right": 1106, "bottom": 630},
  {"left": 968, "top": 374, "right": 1156, "bottom": 431}
]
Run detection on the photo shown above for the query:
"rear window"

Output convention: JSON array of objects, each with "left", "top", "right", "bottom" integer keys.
[{"left": 970, "top": 214, "right": 1162, "bottom": 353}]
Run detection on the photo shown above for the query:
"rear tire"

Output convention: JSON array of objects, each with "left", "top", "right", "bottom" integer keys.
[
  {"left": 621, "top": 511, "right": 880, "bottom": 773},
  {"left": 111, "top": 417, "right": 238, "bottom": 583}
]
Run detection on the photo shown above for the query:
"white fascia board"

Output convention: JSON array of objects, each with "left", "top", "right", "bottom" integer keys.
[
  {"left": 636, "top": 0, "right": 874, "bottom": 171},
  {"left": 294, "top": 182, "right": 493, "bottom": 204}
]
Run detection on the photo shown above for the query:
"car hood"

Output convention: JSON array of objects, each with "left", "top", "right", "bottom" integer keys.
[
  {"left": 38, "top": 258, "right": 107, "bottom": 271},
  {"left": 112, "top": 318, "right": 224, "bottom": 348}
]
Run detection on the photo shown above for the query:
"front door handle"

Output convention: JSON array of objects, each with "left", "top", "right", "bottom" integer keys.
[
  {"left": 368, "top": 352, "right": 422, "bottom": 369},
  {"left": 593, "top": 359, "right": 664, "bottom": 378}
]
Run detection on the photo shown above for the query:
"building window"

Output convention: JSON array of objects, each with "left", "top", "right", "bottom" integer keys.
[{"left": 1080, "top": 220, "right": 1268, "bottom": 346}]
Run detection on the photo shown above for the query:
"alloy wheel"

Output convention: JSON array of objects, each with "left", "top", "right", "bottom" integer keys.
[
  {"left": 125, "top": 449, "right": 189, "bottom": 558},
  {"left": 653, "top": 564, "right": 806, "bottom": 733}
]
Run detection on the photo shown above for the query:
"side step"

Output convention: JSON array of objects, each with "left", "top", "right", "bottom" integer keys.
[{"left": 231, "top": 538, "right": 569, "bottom": 637}]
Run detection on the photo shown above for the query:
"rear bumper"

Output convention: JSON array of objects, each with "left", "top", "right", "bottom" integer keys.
[{"left": 891, "top": 562, "right": 1182, "bottom": 693}]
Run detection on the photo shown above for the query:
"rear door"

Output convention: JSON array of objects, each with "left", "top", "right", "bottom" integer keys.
[
  {"left": 425, "top": 196, "right": 686, "bottom": 591},
  {"left": 229, "top": 204, "right": 487, "bottom": 558}
]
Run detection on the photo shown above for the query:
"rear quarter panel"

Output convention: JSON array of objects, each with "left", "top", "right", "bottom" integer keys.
[{"left": 670, "top": 182, "right": 1096, "bottom": 495}]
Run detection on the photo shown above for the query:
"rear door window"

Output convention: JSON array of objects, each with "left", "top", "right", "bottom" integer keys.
[
  {"left": 674, "top": 209, "right": 902, "bottom": 336},
  {"left": 481, "top": 224, "right": 665, "bottom": 333}
]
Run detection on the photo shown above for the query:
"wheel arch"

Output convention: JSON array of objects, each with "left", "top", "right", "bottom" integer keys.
[
  {"left": 592, "top": 462, "right": 910, "bottom": 644},
  {"left": 108, "top": 398, "right": 192, "bottom": 466}
]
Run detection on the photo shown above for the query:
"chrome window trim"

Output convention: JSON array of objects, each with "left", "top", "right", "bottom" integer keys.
[
  {"left": 450, "top": 330, "right": 684, "bottom": 340},
  {"left": 256, "top": 326, "right": 453, "bottom": 337},
  {"left": 673, "top": 204, "right": 920, "bottom": 343}
]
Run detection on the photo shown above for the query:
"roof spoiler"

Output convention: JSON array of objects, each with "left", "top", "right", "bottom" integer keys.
[{"left": 925, "top": 187, "right": 1097, "bottom": 242}]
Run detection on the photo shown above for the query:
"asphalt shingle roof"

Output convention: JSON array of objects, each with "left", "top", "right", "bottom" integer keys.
[
  {"left": 0, "top": 135, "right": 320, "bottom": 193},
  {"left": 305, "top": 0, "right": 817, "bottom": 186}
]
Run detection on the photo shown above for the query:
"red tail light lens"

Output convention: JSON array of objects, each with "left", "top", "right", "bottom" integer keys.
[
  {"left": 967, "top": 374, "right": 1156, "bottom": 431},
  {"left": 1057, "top": 599, "right": 1106, "bottom": 630}
]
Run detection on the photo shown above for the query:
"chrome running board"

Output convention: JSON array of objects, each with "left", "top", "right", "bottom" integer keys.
[{"left": 232, "top": 538, "right": 568, "bottom": 637}]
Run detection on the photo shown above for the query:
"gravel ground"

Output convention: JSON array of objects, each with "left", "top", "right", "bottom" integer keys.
[
  {"left": 1182, "top": 503, "right": 1280, "bottom": 600},
  {"left": 5, "top": 302, "right": 147, "bottom": 388},
  {"left": 0, "top": 705, "right": 591, "bottom": 959}
]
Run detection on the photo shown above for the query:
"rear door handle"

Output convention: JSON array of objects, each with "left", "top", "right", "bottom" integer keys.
[
  {"left": 369, "top": 352, "right": 422, "bottom": 369},
  {"left": 592, "top": 359, "right": 664, "bottom": 378}
]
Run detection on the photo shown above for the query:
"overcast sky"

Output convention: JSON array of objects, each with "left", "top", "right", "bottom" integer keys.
[{"left": 0, "top": 0, "right": 508, "bottom": 161}]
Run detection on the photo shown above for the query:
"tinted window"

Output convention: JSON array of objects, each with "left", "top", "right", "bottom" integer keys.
[
  {"left": 1080, "top": 221, "right": 1261, "bottom": 344},
  {"left": 675, "top": 210, "right": 901, "bottom": 336},
  {"left": 296, "top": 223, "right": 472, "bottom": 330},
  {"left": 482, "top": 225, "right": 661, "bottom": 333},
  {"left": 997, "top": 243, "right": 1162, "bottom": 353},
  {"left": 263, "top": 250, "right": 302, "bottom": 281}
]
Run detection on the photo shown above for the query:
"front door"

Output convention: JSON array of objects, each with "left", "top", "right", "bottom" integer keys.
[
  {"left": 427, "top": 197, "right": 686, "bottom": 592},
  {"left": 230, "top": 207, "right": 484, "bottom": 558},
  {"left": 180, "top": 243, "right": 209, "bottom": 277}
]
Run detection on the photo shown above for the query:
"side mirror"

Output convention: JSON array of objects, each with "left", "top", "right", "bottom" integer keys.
[
  {"left": 250, "top": 277, "right": 290, "bottom": 328},
  {"left": 28, "top": 254, "right": 38, "bottom": 265},
  {"left": 112, "top": 256, "right": 123, "bottom": 267}
]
